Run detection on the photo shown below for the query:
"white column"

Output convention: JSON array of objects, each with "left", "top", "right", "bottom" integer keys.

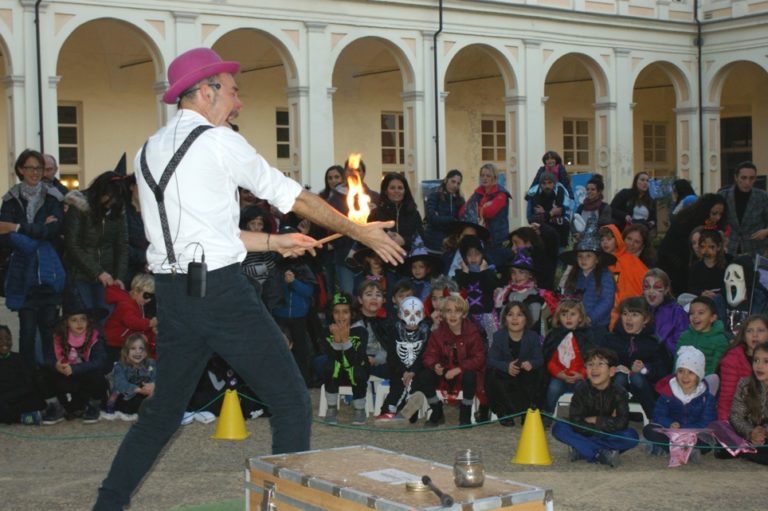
[
  {"left": 673, "top": 106, "right": 698, "bottom": 184},
  {"left": 521, "top": 39, "right": 545, "bottom": 198},
  {"left": 701, "top": 106, "right": 722, "bottom": 193},
  {"left": 2, "top": 75, "right": 26, "bottom": 187},
  {"left": 594, "top": 101, "right": 617, "bottom": 191},
  {"left": 401, "top": 90, "right": 426, "bottom": 203},
  {"left": 20, "top": 0, "right": 49, "bottom": 152},
  {"left": 303, "top": 21, "right": 334, "bottom": 192},
  {"left": 504, "top": 94, "right": 526, "bottom": 225},
  {"left": 420, "top": 29, "right": 442, "bottom": 180},
  {"left": 152, "top": 81, "right": 171, "bottom": 129},
  {"left": 613, "top": 48, "right": 634, "bottom": 194},
  {"left": 286, "top": 86, "right": 309, "bottom": 184}
]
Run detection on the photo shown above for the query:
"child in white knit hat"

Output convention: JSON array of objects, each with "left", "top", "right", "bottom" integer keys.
[{"left": 642, "top": 346, "right": 717, "bottom": 463}]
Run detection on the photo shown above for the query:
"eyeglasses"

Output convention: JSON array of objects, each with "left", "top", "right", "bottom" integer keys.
[
  {"left": 142, "top": 292, "right": 154, "bottom": 300},
  {"left": 22, "top": 165, "right": 43, "bottom": 173}
]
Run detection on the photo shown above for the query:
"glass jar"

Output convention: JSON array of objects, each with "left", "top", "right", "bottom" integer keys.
[{"left": 453, "top": 449, "right": 485, "bottom": 488}]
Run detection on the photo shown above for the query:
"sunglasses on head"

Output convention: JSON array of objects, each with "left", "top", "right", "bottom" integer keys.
[{"left": 142, "top": 292, "right": 154, "bottom": 300}]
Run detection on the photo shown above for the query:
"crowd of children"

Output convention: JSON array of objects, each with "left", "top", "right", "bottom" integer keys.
[{"left": 2, "top": 158, "right": 768, "bottom": 470}]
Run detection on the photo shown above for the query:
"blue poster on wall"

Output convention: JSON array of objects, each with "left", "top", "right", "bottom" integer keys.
[{"left": 571, "top": 173, "right": 593, "bottom": 206}]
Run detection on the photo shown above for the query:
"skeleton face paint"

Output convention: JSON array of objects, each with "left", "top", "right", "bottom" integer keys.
[
  {"left": 398, "top": 297, "right": 425, "bottom": 329},
  {"left": 724, "top": 263, "right": 747, "bottom": 307}
]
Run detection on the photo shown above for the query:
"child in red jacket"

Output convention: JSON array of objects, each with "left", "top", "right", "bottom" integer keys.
[
  {"left": 104, "top": 274, "right": 157, "bottom": 366},
  {"left": 420, "top": 294, "right": 486, "bottom": 426}
]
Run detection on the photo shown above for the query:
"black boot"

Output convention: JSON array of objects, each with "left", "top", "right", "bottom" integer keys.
[
  {"left": 425, "top": 401, "right": 444, "bottom": 428},
  {"left": 474, "top": 404, "right": 490, "bottom": 423},
  {"left": 459, "top": 404, "right": 473, "bottom": 426}
]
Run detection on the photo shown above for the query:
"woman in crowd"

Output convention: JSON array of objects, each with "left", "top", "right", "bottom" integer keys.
[
  {"left": 0, "top": 149, "right": 65, "bottom": 369},
  {"left": 657, "top": 193, "right": 728, "bottom": 295},
  {"left": 461, "top": 163, "right": 511, "bottom": 248},
  {"left": 622, "top": 224, "right": 656, "bottom": 268},
  {"left": 424, "top": 169, "right": 464, "bottom": 253},
  {"left": 368, "top": 172, "right": 423, "bottom": 252},
  {"left": 574, "top": 174, "right": 611, "bottom": 232},
  {"left": 610, "top": 171, "right": 657, "bottom": 233},
  {"left": 670, "top": 179, "right": 697, "bottom": 216}
]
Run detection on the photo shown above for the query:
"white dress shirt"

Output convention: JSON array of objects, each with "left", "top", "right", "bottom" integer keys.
[{"left": 135, "top": 109, "right": 303, "bottom": 273}]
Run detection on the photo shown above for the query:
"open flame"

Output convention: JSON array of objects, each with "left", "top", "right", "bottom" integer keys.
[{"left": 345, "top": 152, "right": 370, "bottom": 224}]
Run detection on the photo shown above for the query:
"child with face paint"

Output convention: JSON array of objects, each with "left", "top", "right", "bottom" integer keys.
[
  {"left": 107, "top": 333, "right": 156, "bottom": 421},
  {"left": 376, "top": 297, "right": 431, "bottom": 422},
  {"left": 643, "top": 269, "right": 689, "bottom": 356}
]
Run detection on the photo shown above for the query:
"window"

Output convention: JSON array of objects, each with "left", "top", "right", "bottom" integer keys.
[
  {"left": 563, "top": 119, "right": 590, "bottom": 167},
  {"left": 643, "top": 122, "right": 667, "bottom": 166},
  {"left": 276, "top": 109, "right": 290, "bottom": 159},
  {"left": 481, "top": 117, "right": 506, "bottom": 163},
  {"left": 381, "top": 112, "right": 404, "bottom": 166},
  {"left": 58, "top": 103, "right": 82, "bottom": 175},
  {"left": 721, "top": 116, "right": 752, "bottom": 188}
]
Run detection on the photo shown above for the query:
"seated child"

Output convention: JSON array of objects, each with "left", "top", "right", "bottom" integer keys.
[
  {"left": 104, "top": 273, "right": 157, "bottom": 365},
  {"left": 353, "top": 247, "right": 399, "bottom": 315},
  {"left": 559, "top": 222, "right": 616, "bottom": 337},
  {"left": 542, "top": 299, "right": 595, "bottom": 414},
  {"left": 391, "top": 279, "right": 416, "bottom": 316},
  {"left": 676, "top": 296, "right": 728, "bottom": 395},
  {"left": 728, "top": 341, "right": 768, "bottom": 465},
  {"left": 321, "top": 293, "right": 369, "bottom": 425},
  {"left": 41, "top": 296, "right": 107, "bottom": 425},
  {"left": 493, "top": 247, "right": 545, "bottom": 333},
  {"left": 421, "top": 294, "right": 486, "bottom": 426},
  {"left": 643, "top": 346, "right": 716, "bottom": 463},
  {"left": 718, "top": 314, "right": 768, "bottom": 421},
  {"left": 0, "top": 325, "right": 45, "bottom": 425},
  {"left": 552, "top": 347, "right": 640, "bottom": 467},
  {"left": 453, "top": 234, "right": 501, "bottom": 341},
  {"left": 601, "top": 297, "right": 668, "bottom": 419},
  {"left": 376, "top": 297, "right": 431, "bottom": 422},
  {"left": 598, "top": 224, "right": 647, "bottom": 331},
  {"left": 356, "top": 280, "right": 394, "bottom": 379},
  {"left": 485, "top": 302, "right": 543, "bottom": 426},
  {"left": 401, "top": 245, "right": 441, "bottom": 304},
  {"left": 424, "top": 275, "right": 459, "bottom": 332},
  {"left": 105, "top": 333, "right": 156, "bottom": 421},
  {"left": 642, "top": 269, "right": 688, "bottom": 356}
]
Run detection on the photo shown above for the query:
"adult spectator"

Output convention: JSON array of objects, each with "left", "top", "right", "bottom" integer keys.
[
  {"left": 0, "top": 149, "right": 65, "bottom": 369},
  {"left": 368, "top": 172, "right": 423, "bottom": 251},
  {"left": 42, "top": 154, "right": 70, "bottom": 197},
  {"left": 528, "top": 150, "right": 574, "bottom": 200},
  {"left": 718, "top": 162, "right": 768, "bottom": 256},
  {"left": 314, "top": 165, "right": 345, "bottom": 295},
  {"left": 657, "top": 193, "right": 728, "bottom": 295},
  {"left": 622, "top": 224, "right": 656, "bottom": 268},
  {"left": 610, "top": 171, "right": 657, "bottom": 233},
  {"left": 63, "top": 171, "right": 129, "bottom": 315},
  {"left": 93, "top": 47, "right": 403, "bottom": 511},
  {"left": 670, "top": 179, "right": 697, "bottom": 217},
  {"left": 124, "top": 175, "right": 149, "bottom": 286},
  {"left": 460, "top": 163, "right": 511, "bottom": 247},
  {"left": 423, "top": 169, "right": 464, "bottom": 253},
  {"left": 574, "top": 174, "right": 612, "bottom": 231}
]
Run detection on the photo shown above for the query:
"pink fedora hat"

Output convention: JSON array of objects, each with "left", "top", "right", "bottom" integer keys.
[{"left": 163, "top": 47, "right": 240, "bottom": 104}]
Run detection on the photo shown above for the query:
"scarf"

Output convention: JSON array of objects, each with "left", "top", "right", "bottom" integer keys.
[
  {"left": 66, "top": 331, "right": 88, "bottom": 364},
  {"left": 670, "top": 377, "right": 706, "bottom": 405},
  {"left": 20, "top": 182, "right": 45, "bottom": 223},
  {"left": 580, "top": 193, "right": 604, "bottom": 212},
  {"left": 557, "top": 332, "right": 576, "bottom": 368}
]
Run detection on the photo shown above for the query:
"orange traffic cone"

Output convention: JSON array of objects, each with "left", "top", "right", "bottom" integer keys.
[
  {"left": 211, "top": 389, "right": 250, "bottom": 440},
  {"left": 511, "top": 409, "right": 552, "bottom": 465}
]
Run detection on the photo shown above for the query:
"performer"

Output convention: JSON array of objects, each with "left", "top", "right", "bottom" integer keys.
[{"left": 93, "top": 47, "right": 403, "bottom": 510}]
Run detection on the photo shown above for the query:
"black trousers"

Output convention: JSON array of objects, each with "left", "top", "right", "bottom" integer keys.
[
  {"left": 485, "top": 368, "right": 541, "bottom": 418},
  {"left": 44, "top": 369, "right": 107, "bottom": 410}
]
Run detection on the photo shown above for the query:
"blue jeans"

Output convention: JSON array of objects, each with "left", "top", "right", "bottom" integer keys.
[
  {"left": 18, "top": 289, "right": 59, "bottom": 369},
  {"left": 546, "top": 378, "right": 577, "bottom": 413},
  {"left": 552, "top": 422, "right": 639, "bottom": 461},
  {"left": 613, "top": 372, "right": 656, "bottom": 420},
  {"left": 93, "top": 265, "right": 311, "bottom": 510},
  {"left": 72, "top": 279, "right": 109, "bottom": 325}
]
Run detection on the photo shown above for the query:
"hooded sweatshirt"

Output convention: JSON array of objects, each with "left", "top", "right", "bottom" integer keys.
[
  {"left": 604, "top": 224, "right": 648, "bottom": 330},
  {"left": 676, "top": 320, "right": 728, "bottom": 375}
]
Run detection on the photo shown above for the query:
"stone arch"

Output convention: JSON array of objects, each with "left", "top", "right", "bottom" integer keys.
[
  {"left": 632, "top": 60, "right": 692, "bottom": 106},
  {"left": 707, "top": 59, "right": 768, "bottom": 105},
  {"left": 330, "top": 34, "right": 416, "bottom": 91},
  {"left": 442, "top": 41, "right": 519, "bottom": 94},
  {"left": 206, "top": 25, "right": 301, "bottom": 88},
  {"left": 543, "top": 51, "right": 610, "bottom": 101}
]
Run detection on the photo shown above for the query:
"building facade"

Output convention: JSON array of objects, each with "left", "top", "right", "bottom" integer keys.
[{"left": 0, "top": 0, "right": 766, "bottom": 223}]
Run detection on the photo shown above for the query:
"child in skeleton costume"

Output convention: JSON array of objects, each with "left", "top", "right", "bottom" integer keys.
[{"left": 376, "top": 297, "right": 432, "bottom": 422}]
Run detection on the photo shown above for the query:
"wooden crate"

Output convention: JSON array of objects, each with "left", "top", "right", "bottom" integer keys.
[{"left": 246, "top": 445, "right": 551, "bottom": 510}]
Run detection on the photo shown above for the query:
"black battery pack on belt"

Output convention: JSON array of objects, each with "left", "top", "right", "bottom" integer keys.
[{"left": 188, "top": 260, "right": 207, "bottom": 298}]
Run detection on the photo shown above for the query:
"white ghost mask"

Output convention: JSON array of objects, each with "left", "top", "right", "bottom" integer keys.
[
  {"left": 399, "top": 297, "right": 425, "bottom": 328},
  {"left": 724, "top": 262, "right": 747, "bottom": 307}
]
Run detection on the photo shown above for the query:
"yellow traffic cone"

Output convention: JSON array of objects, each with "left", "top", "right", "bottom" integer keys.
[
  {"left": 211, "top": 389, "right": 251, "bottom": 440},
  {"left": 511, "top": 409, "right": 552, "bottom": 465}
]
